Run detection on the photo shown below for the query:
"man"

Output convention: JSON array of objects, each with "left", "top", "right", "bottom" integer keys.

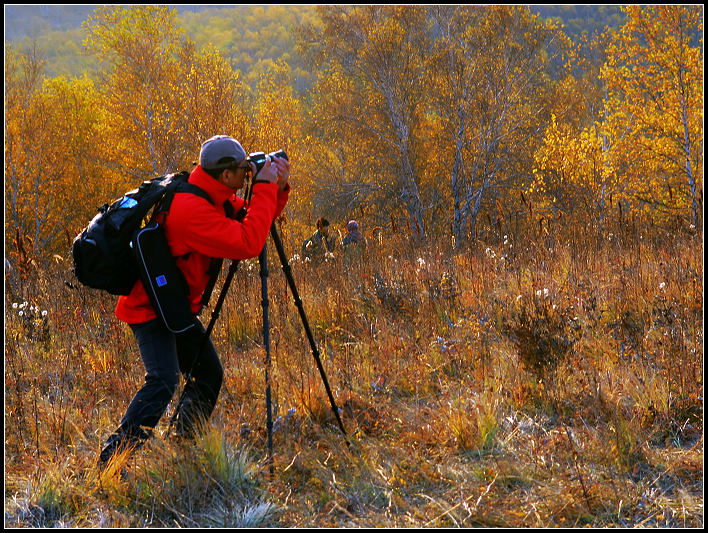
[
  {"left": 301, "top": 217, "right": 337, "bottom": 262},
  {"left": 99, "top": 135, "right": 290, "bottom": 465}
]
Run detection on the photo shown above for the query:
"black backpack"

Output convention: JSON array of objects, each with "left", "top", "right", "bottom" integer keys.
[{"left": 71, "top": 171, "right": 212, "bottom": 297}]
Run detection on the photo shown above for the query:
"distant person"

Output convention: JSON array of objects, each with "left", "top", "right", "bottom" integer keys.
[
  {"left": 341, "top": 220, "right": 366, "bottom": 247},
  {"left": 341, "top": 220, "right": 366, "bottom": 262},
  {"left": 301, "top": 217, "right": 337, "bottom": 262}
]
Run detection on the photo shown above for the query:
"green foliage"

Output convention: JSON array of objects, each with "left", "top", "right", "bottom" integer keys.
[
  {"left": 179, "top": 6, "right": 317, "bottom": 90},
  {"left": 6, "top": 5, "right": 319, "bottom": 91},
  {"left": 530, "top": 5, "right": 626, "bottom": 39}
]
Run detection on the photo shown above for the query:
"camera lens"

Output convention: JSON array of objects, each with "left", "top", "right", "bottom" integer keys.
[
  {"left": 270, "top": 149, "right": 288, "bottom": 161},
  {"left": 248, "top": 150, "right": 288, "bottom": 175}
]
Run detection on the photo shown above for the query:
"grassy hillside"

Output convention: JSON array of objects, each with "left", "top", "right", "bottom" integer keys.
[
  {"left": 5, "top": 219, "right": 702, "bottom": 527},
  {"left": 5, "top": 5, "right": 316, "bottom": 88}
]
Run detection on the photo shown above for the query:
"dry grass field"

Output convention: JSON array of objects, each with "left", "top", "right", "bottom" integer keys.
[{"left": 4, "top": 220, "right": 703, "bottom": 527}]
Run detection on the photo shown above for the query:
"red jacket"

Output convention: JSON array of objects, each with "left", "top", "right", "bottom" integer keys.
[{"left": 115, "top": 165, "right": 290, "bottom": 325}]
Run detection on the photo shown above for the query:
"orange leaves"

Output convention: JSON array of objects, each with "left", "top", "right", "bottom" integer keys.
[{"left": 5, "top": 52, "right": 118, "bottom": 255}]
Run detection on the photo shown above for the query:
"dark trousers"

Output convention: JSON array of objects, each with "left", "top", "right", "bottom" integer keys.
[{"left": 101, "top": 318, "right": 223, "bottom": 460}]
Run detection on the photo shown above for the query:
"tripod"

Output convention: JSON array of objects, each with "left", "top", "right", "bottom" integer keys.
[
  {"left": 267, "top": 223, "right": 349, "bottom": 444},
  {"left": 167, "top": 221, "right": 349, "bottom": 462}
]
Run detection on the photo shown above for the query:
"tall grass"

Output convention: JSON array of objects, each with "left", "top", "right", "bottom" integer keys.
[{"left": 4, "top": 215, "right": 703, "bottom": 527}]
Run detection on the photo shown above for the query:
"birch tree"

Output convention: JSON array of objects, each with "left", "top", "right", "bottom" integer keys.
[
  {"left": 300, "top": 6, "right": 430, "bottom": 242},
  {"left": 430, "top": 6, "right": 569, "bottom": 246},
  {"left": 603, "top": 5, "right": 703, "bottom": 225}
]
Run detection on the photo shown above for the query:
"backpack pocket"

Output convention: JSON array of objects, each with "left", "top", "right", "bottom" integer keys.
[{"left": 132, "top": 221, "right": 195, "bottom": 333}]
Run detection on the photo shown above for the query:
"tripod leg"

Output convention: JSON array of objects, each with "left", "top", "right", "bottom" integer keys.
[
  {"left": 259, "top": 245, "right": 274, "bottom": 469},
  {"left": 269, "top": 223, "right": 349, "bottom": 447},
  {"left": 166, "top": 259, "right": 240, "bottom": 437}
]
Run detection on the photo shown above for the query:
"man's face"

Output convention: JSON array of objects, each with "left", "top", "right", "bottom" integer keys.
[{"left": 221, "top": 163, "right": 252, "bottom": 191}]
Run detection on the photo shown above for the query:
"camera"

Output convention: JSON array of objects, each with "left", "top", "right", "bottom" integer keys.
[{"left": 247, "top": 149, "right": 289, "bottom": 175}]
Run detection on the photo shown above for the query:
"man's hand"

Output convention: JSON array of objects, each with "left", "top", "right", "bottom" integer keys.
[
  {"left": 251, "top": 156, "right": 290, "bottom": 190},
  {"left": 273, "top": 156, "right": 290, "bottom": 191},
  {"left": 250, "top": 157, "right": 278, "bottom": 184}
]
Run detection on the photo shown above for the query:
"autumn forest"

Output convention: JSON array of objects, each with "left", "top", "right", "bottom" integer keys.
[
  {"left": 5, "top": 5, "right": 702, "bottom": 256},
  {"left": 4, "top": 5, "right": 704, "bottom": 528}
]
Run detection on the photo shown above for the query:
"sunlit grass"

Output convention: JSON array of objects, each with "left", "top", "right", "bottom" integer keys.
[{"left": 4, "top": 218, "right": 703, "bottom": 527}]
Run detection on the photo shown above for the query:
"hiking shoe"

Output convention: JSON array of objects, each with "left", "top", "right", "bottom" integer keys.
[{"left": 98, "top": 427, "right": 150, "bottom": 467}]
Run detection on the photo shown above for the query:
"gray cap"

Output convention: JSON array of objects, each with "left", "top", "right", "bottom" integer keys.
[{"left": 199, "top": 135, "right": 246, "bottom": 170}]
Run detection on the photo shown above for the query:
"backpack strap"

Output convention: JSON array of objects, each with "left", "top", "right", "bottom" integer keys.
[
  {"left": 150, "top": 174, "right": 247, "bottom": 311},
  {"left": 150, "top": 173, "right": 212, "bottom": 221},
  {"left": 176, "top": 182, "right": 213, "bottom": 206},
  {"left": 151, "top": 174, "right": 224, "bottom": 310}
]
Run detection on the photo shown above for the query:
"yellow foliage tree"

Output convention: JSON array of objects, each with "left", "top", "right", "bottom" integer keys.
[
  {"left": 532, "top": 113, "right": 628, "bottom": 222},
  {"left": 5, "top": 44, "right": 119, "bottom": 256},
  {"left": 300, "top": 6, "right": 430, "bottom": 242},
  {"left": 251, "top": 60, "right": 309, "bottom": 241},
  {"left": 430, "top": 6, "right": 571, "bottom": 246},
  {"left": 531, "top": 30, "right": 633, "bottom": 229},
  {"left": 82, "top": 5, "right": 252, "bottom": 179},
  {"left": 296, "top": 66, "right": 382, "bottom": 234},
  {"left": 179, "top": 42, "right": 255, "bottom": 153},
  {"left": 602, "top": 5, "right": 703, "bottom": 226},
  {"left": 82, "top": 5, "right": 187, "bottom": 177}
]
